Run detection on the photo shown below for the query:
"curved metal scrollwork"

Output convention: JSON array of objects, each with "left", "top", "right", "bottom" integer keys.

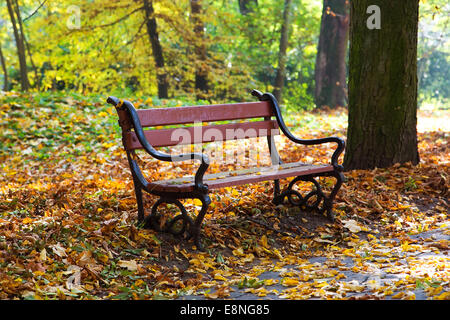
[
  {"left": 144, "top": 198, "right": 194, "bottom": 237},
  {"left": 143, "top": 194, "right": 211, "bottom": 249},
  {"left": 273, "top": 172, "right": 344, "bottom": 221},
  {"left": 274, "top": 176, "right": 324, "bottom": 211}
]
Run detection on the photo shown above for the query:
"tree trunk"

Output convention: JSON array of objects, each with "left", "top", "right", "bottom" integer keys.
[
  {"left": 190, "top": 0, "right": 209, "bottom": 100},
  {"left": 0, "top": 43, "right": 8, "bottom": 91},
  {"left": 344, "top": 0, "right": 420, "bottom": 170},
  {"left": 273, "top": 0, "right": 292, "bottom": 104},
  {"left": 238, "top": 0, "right": 258, "bottom": 15},
  {"left": 6, "top": 0, "right": 29, "bottom": 91},
  {"left": 13, "top": 0, "right": 39, "bottom": 90},
  {"left": 314, "top": 0, "right": 349, "bottom": 109},
  {"left": 143, "top": 0, "right": 168, "bottom": 99}
]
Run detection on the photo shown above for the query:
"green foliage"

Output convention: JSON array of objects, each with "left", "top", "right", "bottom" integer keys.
[
  {"left": 418, "top": 0, "right": 450, "bottom": 108},
  {"left": 0, "top": 0, "right": 448, "bottom": 110},
  {"left": 0, "top": 0, "right": 324, "bottom": 110}
]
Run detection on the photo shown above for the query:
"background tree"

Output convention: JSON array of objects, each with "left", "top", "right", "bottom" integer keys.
[
  {"left": 314, "top": 0, "right": 349, "bottom": 109},
  {"left": 6, "top": 0, "right": 29, "bottom": 91},
  {"left": 0, "top": 42, "right": 7, "bottom": 90},
  {"left": 190, "top": 0, "right": 209, "bottom": 100},
  {"left": 143, "top": 0, "right": 168, "bottom": 99},
  {"left": 1, "top": 0, "right": 446, "bottom": 111},
  {"left": 344, "top": 0, "right": 420, "bottom": 170},
  {"left": 273, "top": 0, "right": 292, "bottom": 104},
  {"left": 238, "top": 0, "right": 258, "bottom": 15}
]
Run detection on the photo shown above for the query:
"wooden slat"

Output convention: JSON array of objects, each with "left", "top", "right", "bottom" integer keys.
[
  {"left": 146, "top": 162, "right": 334, "bottom": 193},
  {"left": 124, "top": 120, "right": 279, "bottom": 149},
  {"left": 135, "top": 101, "right": 273, "bottom": 127}
]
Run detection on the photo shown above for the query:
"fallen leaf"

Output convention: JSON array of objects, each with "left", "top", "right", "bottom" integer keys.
[
  {"left": 342, "top": 219, "right": 362, "bottom": 233},
  {"left": 117, "top": 260, "right": 138, "bottom": 271}
]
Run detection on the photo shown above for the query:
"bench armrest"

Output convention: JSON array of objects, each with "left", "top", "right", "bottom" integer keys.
[
  {"left": 251, "top": 90, "right": 345, "bottom": 171},
  {"left": 107, "top": 96, "right": 210, "bottom": 191}
]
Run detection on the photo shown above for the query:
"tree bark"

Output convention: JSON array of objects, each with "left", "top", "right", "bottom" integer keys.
[
  {"left": 314, "top": 0, "right": 349, "bottom": 109},
  {"left": 344, "top": 0, "right": 420, "bottom": 170},
  {"left": 273, "top": 0, "right": 292, "bottom": 104},
  {"left": 143, "top": 0, "right": 168, "bottom": 98},
  {"left": 190, "top": 0, "right": 209, "bottom": 100},
  {"left": 0, "top": 43, "right": 8, "bottom": 91},
  {"left": 6, "top": 0, "right": 29, "bottom": 91},
  {"left": 13, "top": 0, "right": 39, "bottom": 90},
  {"left": 238, "top": 0, "right": 258, "bottom": 15}
]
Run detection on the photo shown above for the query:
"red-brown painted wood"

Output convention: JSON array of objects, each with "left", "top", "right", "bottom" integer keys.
[
  {"left": 135, "top": 101, "right": 273, "bottom": 127},
  {"left": 124, "top": 120, "right": 280, "bottom": 149}
]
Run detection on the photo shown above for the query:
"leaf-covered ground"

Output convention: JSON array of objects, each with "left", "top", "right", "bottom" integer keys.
[{"left": 0, "top": 92, "right": 448, "bottom": 300}]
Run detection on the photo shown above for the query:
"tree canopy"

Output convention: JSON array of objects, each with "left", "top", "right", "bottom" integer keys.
[{"left": 0, "top": 0, "right": 448, "bottom": 108}]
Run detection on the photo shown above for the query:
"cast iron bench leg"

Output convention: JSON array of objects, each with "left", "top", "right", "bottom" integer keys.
[
  {"left": 190, "top": 194, "right": 211, "bottom": 250},
  {"left": 135, "top": 186, "right": 145, "bottom": 224},
  {"left": 322, "top": 171, "right": 345, "bottom": 221},
  {"left": 142, "top": 193, "right": 211, "bottom": 250},
  {"left": 272, "top": 170, "right": 344, "bottom": 221}
]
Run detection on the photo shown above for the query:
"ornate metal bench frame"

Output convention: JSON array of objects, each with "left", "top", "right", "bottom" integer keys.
[{"left": 107, "top": 90, "right": 345, "bottom": 249}]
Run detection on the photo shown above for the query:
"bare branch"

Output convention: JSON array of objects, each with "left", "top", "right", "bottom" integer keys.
[{"left": 23, "top": 0, "right": 48, "bottom": 22}]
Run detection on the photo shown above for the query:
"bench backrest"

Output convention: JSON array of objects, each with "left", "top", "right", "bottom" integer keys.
[{"left": 118, "top": 101, "right": 279, "bottom": 150}]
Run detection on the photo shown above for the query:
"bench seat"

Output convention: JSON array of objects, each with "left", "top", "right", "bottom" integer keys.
[{"left": 147, "top": 162, "right": 334, "bottom": 192}]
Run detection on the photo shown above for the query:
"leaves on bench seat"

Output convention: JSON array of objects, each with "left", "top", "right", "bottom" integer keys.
[{"left": 148, "top": 161, "right": 333, "bottom": 192}]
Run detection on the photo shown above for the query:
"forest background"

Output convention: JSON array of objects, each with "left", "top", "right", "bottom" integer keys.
[{"left": 0, "top": 0, "right": 448, "bottom": 110}]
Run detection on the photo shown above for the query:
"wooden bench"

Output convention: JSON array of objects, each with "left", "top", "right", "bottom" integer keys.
[{"left": 106, "top": 90, "right": 345, "bottom": 249}]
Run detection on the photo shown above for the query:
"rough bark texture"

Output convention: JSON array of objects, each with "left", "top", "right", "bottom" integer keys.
[
  {"left": 0, "top": 43, "right": 8, "bottom": 91},
  {"left": 6, "top": 0, "right": 29, "bottom": 91},
  {"left": 190, "top": 0, "right": 209, "bottom": 100},
  {"left": 344, "top": 0, "right": 420, "bottom": 170},
  {"left": 314, "top": 0, "right": 349, "bottom": 109},
  {"left": 13, "top": 0, "right": 39, "bottom": 90},
  {"left": 238, "top": 0, "right": 258, "bottom": 15},
  {"left": 143, "top": 0, "right": 168, "bottom": 99},
  {"left": 273, "top": 0, "right": 292, "bottom": 104}
]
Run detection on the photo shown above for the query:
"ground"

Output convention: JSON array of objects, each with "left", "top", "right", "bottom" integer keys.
[{"left": 0, "top": 92, "right": 448, "bottom": 300}]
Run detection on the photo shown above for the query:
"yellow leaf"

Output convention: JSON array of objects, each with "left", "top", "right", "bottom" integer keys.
[
  {"left": 273, "top": 249, "right": 283, "bottom": 260},
  {"left": 98, "top": 254, "right": 109, "bottom": 263},
  {"left": 392, "top": 292, "right": 405, "bottom": 299},
  {"left": 436, "top": 292, "right": 450, "bottom": 300},
  {"left": 232, "top": 247, "right": 244, "bottom": 257},
  {"left": 22, "top": 217, "right": 33, "bottom": 224},
  {"left": 117, "top": 260, "right": 138, "bottom": 271},
  {"left": 40, "top": 248, "right": 47, "bottom": 261},
  {"left": 243, "top": 253, "right": 255, "bottom": 263},
  {"left": 214, "top": 274, "right": 227, "bottom": 281},
  {"left": 260, "top": 235, "right": 268, "bottom": 248},
  {"left": 282, "top": 278, "right": 299, "bottom": 287},
  {"left": 342, "top": 219, "right": 362, "bottom": 233},
  {"left": 134, "top": 279, "right": 145, "bottom": 287}
]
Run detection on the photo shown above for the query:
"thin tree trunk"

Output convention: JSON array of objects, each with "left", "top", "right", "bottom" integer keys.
[
  {"left": 238, "top": 0, "right": 258, "bottom": 15},
  {"left": 273, "top": 0, "right": 292, "bottom": 104},
  {"left": 314, "top": 0, "right": 349, "bottom": 109},
  {"left": 344, "top": 0, "right": 420, "bottom": 170},
  {"left": 6, "top": 0, "right": 29, "bottom": 91},
  {"left": 190, "top": 0, "right": 209, "bottom": 100},
  {"left": 0, "top": 43, "right": 8, "bottom": 91},
  {"left": 142, "top": 0, "right": 168, "bottom": 98},
  {"left": 13, "top": 0, "right": 39, "bottom": 90}
]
